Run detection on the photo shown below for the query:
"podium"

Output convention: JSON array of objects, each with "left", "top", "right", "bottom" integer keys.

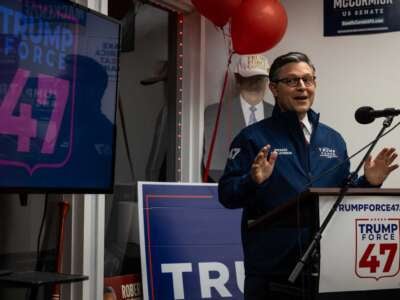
[{"left": 248, "top": 188, "right": 400, "bottom": 300}]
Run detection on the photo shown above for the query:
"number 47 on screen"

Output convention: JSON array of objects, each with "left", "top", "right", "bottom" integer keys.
[{"left": 0, "top": 68, "right": 69, "bottom": 154}]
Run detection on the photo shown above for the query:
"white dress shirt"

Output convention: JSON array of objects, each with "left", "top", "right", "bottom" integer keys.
[
  {"left": 300, "top": 114, "right": 313, "bottom": 143},
  {"left": 240, "top": 95, "right": 265, "bottom": 126}
]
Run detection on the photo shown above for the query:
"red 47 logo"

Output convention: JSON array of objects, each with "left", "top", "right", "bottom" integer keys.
[{"left": 355, "top": 218, "right": 400, "bottom": 280}]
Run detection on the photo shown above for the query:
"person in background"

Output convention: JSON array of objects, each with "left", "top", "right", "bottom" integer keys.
[
  {"left": 203, "top": 54, "right": 274, "bottom": 182},
  {"left": 218, "top": 52, "right": 398, "bottom": 299}
]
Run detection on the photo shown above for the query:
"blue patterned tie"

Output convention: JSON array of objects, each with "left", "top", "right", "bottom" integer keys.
[{"left": 248, "top": 106, "right": 257, "bottom": 125}]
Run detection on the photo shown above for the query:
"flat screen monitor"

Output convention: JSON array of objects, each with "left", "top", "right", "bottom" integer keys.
[{"left": 0, "top": 0, "right": 120, "bottom": 192}]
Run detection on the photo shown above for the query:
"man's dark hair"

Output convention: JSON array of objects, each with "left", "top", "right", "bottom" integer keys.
[{"left": 269, "top": 52, "right": 315, "bottom": 82}]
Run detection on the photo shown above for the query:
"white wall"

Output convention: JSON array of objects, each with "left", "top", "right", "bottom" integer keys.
[{"left": 191, "top": 0, "right": 400, "bottom": 187}]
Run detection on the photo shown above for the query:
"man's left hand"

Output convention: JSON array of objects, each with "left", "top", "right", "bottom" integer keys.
[{"left": 364, "top": 147, "right": 399, "bottom": 186}]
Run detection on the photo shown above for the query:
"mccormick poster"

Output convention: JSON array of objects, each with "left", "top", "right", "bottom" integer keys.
[
  {"left": 324, "top": 0, "right": 400, "bottom": 36},
  {"left": 138, "top": 182, "right": 244, "bottom": 300}
]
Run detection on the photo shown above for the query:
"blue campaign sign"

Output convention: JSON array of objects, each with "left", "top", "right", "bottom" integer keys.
[
  {"left": 324, "top": 0, "right": 400, "bottom": 36},
  {"left": 138, "top": 182, "right": 244, "bottom": 300}
]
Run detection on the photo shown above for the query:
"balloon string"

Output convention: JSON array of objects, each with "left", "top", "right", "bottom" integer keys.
[{"left": 203, "top": 51, "right": 233, "bottom": 182}]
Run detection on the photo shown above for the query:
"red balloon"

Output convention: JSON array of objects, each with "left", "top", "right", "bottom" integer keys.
[
  {"left": 192, "top": 0, "right": 242, "bottom": 27},
  {"left": 231, "top": 0, "right": 288, "bottom": 54}
]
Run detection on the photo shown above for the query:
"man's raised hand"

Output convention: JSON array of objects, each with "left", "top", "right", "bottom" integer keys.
[{"left": 251, "top": 145, "right": 278, "bottom": 184}]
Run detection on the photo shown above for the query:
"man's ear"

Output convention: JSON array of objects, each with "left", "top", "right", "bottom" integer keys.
[{"left": 269, "top": 82, "right": 278, "bottom": 97}]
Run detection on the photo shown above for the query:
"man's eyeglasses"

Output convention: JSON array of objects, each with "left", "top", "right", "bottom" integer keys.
[{"left": 274, "top": 75, "right": 316, "bottom": 87}]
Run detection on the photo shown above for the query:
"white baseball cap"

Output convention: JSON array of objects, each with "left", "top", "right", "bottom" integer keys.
[{"left": 235, "top": 55, "right": 269, "bottom": 77}]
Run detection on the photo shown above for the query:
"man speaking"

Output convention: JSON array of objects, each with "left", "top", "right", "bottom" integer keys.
[{"left": 218, "top": 52, "right": 398, "bottom": 299}]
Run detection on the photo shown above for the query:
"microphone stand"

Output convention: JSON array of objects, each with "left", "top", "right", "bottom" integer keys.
[{"left": 288, "top": 116, "right": 394, "bottom": 283}]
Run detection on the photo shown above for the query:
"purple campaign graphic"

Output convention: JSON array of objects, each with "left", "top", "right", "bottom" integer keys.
[
  {"left": 138, "top": 183, "right": 244, "bottom": 300},
  {"left": 0, "top": 0, "right": 120, "bottom": 192}
]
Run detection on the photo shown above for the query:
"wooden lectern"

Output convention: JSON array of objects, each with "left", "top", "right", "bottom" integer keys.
[{"left": 248, "top": 188, "right": 400, "bottom": 300}]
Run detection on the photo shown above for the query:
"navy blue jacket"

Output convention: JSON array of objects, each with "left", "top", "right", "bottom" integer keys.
[{"left": 218, "top": 106, "right": 371, "bottom": 276}]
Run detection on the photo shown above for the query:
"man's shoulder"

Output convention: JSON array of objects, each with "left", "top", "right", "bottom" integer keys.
[
  {"left": 318, "top": 122, "right": 341, "bottom": 133},
  {"left": 262, "top": 101, "right": 274, "bottom": 110},
  {"left": 204, "top": 97, "right": 242, "bottom": 120},
  {"left": 205, "top": 101, "right": 219, "bottom": 109},
  {"left": 239, "top": 117, "right": 272, "bottom": 137},
  {"left": 204, "top": 99, "right": 233, "bottom": 114},
  {"left": 317, "top": 122, "right": 345, "bottom": 142}
]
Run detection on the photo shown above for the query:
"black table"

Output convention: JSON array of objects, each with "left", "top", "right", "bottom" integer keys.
[{"left": 0, "top": 271, "right": 88, "bottom": 300}]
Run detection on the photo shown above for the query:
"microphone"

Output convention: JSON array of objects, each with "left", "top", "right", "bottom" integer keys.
[{"left": 355, "top": 106, "right": 400, "bottom": 124}]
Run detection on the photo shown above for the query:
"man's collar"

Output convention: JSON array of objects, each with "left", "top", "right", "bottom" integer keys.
[
  {"left": 239, "top": 94, "right": 263, "bottom": 109},
  {"left": 272, "top": 106, "right": 320, "bottom": 128},
  {"left": 300, "top": 114, "right": 312, "bottom": 133}
]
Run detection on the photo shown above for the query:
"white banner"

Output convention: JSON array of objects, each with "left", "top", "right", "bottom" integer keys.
[{"left": 319, "top": 195, "right": 400, "bottom": 293}]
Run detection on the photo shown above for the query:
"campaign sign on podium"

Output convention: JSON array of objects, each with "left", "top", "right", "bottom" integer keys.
[
  {"left": 138, "top": 182, "right": 244, "bottom": 300},
  {"left": 319, "top": 194, "right": 400, "bottom": 293}
]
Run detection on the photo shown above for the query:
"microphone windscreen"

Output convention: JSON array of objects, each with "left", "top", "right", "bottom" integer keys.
[{"left": 355, "top": 106, "right": 374, "bottom": 124}]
